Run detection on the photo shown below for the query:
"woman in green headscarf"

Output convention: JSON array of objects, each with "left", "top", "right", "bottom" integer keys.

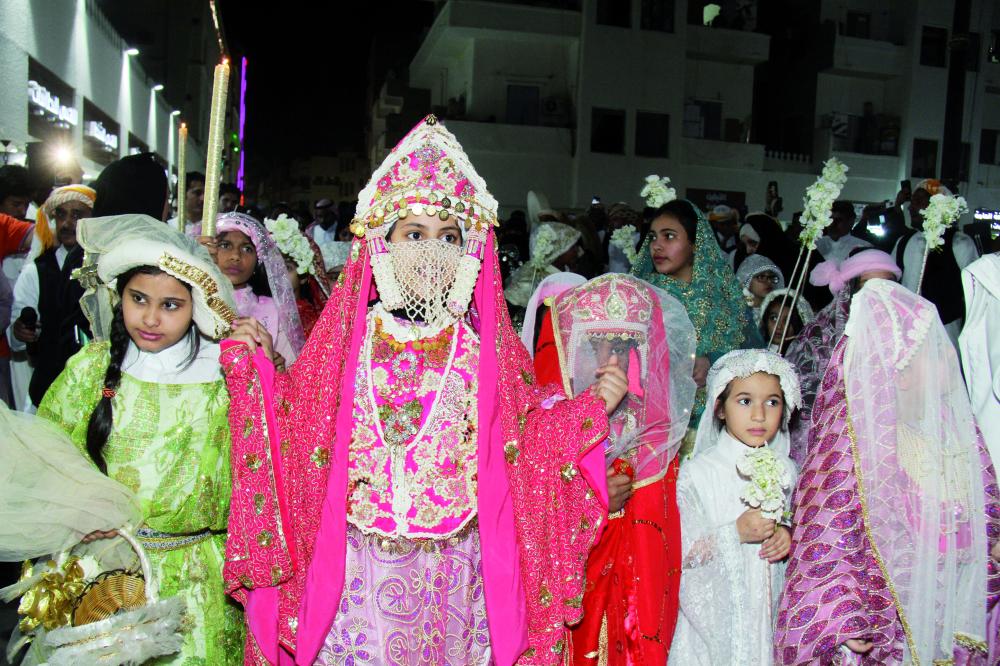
[{"left": 631, "top": 199, "right": 762, "bottom": 422}]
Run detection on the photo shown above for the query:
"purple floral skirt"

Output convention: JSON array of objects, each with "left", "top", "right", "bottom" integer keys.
[{"left": 315, "top": 523, "right": 491, "bottom": 665}]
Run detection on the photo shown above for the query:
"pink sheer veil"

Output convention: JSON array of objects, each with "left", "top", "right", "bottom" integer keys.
[
  {"left": 552, "top": 274, "right": 696, "bottom": 486},
  {"left": 844, "top": 278, "right": 988, "bottom": 661},
  {"left": 216, "top": 212, "right": 306, "bottom": 354}
]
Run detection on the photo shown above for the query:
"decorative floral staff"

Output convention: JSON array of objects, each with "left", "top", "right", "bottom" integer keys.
[
  {"left": 770, "top": 157, "right": 849, "bottom": 349},
  {"left": 916, "top": 192, "right": 968, "bottom": 292},
  {"left": 610, "top": 175, "right": 677, "bottom": 269}
]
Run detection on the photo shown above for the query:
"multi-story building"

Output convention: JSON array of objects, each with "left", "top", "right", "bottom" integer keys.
[
  {"left": 0, "top": 0, "right": 233, "bottom": 187},
  {"left": 369, "top": 0, "right": 1000, "bottom": 223},
  {"left": 258, "top": 152, "right": 370, "bottom": 212}
]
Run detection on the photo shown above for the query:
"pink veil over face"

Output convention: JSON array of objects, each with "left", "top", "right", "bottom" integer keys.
[
  {"left": 216, "top": 212, "right": 306, "bottom": 355},
  {"left": 552, "top": 273, "right": 696, "bottom": 486},
  {"left": 844, "top": 278, "right": 989, "bottom": 662},
  {"left": 519, "top": 271, "right": 586, "bottom": 356}
]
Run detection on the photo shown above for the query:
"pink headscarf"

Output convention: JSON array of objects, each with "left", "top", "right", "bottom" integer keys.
[{"left": 809, "top": 248, "right": 901, "bottom": 294}]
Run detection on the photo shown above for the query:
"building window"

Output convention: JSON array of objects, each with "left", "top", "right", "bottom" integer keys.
[
  {"left": 920, "top": 26, "right": 948, "bottom": 67},
  {"left": 967, "top": 32, "right": 981, "bottom": 72},
  {"left": 682, "top": 100, "right": 722, "bottom": 140},
  {"left": 590, "top": 108, "right": 626, "bottom": 154},
  {"left": 845, "top": 11, "right": 870, "bottom": 39},
  {"left": 912, "top": 138, "right": 938, "bottom": 178},
  {"left": 596, "top": 0, "right": 630, "bottom": 28},
  {"left": 506, "top": 84, "right": 541, "bottom": 125},
  {"left": 640, "top": 0, "right": 674, "bottom": 32},
  {"left": 981, "top": 129, "right": 998, "bottom": 165},
  {"left": 635, "top": 111, "right": 669, "bottom": 157}
]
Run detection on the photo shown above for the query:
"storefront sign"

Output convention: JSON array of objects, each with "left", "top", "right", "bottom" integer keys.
[
  {"left": 27, "top": 80, "right": 77, "bottom": 126},
  {"left": 85, "top": 121, "right": 118, "bottom": 152}
]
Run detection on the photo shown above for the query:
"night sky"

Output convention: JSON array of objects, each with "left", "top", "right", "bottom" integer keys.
[{"left": 219, "top": 1, "right": 434, "bottom": 175}]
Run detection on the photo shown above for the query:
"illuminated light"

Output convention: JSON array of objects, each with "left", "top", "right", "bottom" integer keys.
[
  {"left": 125, "top": 47, "right": 139, "bottom": 56},
  {"left": 236, "top": 56, "right": 248, "bottom": 191},
  {"left": 170, "top": 110, "right": 180, "bottom": 117},
  {"left": 152, "top": 84, "right": 164, "bottom": 92},
  {"left": 870, "top": 224, "right": 886, "bottom": 238},
  {"left": 52, "top": 144, "right": 74, "bottom": 166}
]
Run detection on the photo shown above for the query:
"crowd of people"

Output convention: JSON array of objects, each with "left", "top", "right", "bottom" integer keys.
[{"left": 0, "top": 112, "right": 997, "bottom": 666}]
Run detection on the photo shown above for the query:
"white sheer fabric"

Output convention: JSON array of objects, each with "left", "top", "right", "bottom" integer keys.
[
  {"left": 0, "top": 403, "right": 140, "bottom": 561},
  {"left": 518, "top": 272, "right": 585, "bottom": 356},
  {"left": 671, "top": 430, "right": 796, "bottom": 665},
  {"left": 843, "top": 278, "right": 988, "bottom": 662}
]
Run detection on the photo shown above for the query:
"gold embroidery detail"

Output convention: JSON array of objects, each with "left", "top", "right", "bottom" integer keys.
[
  {"left": 243, "top": 417, "right": 253, "bottom": 438},
  {"left": 954, "top": 633, "right": 987, "bottom": 653},
  {"left": 504, "top": 442, "right": 520, "bottom": 464},
  {"left": 281, "top": 439, "right": 290, "bottom": 456},
  {"left": 311, "top": 446, "right": 330, "bottom": 468},
  {"left": 539, "top": 583, "right": 553, "bottom": 607},
  {"left": 253, "top": 493, "right": 265, "bottom": 515},
  {"left": 560, "top": 462, "right": 578, "bottom": 483},
  {"left": 270, "top": 565, "right": 283, "bottom": 585},
  {"left": 520, "top": 369, "right": 533, "bottom": 385},
  {"left": 551, "top": 638, "right": 565, "bottom": 655},
  {"left": 563, "top": 593, "right": 583, "bottom": 608},
  {"left": 239, "top": 574, "right": 254, "bottom": 589},
  {"left": 846, "top": 398, "right": 920, "bottom": 664},
  {"left": 244, "top": 453, "right": 262, "bottom": 471},
  {"left": 158, "top": 253, "right": 237, "bottom": 331},
  {"left": 256, "top": 530, "right": 273, "bottom": 548},
  {"left": 582, "top": 417, "right": 593, "bottom": 431}
]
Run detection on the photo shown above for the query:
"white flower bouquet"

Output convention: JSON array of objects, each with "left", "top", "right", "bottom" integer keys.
[
  {"left": 609, "top": 224, "right": 640, "bottom": 268},
  {"left": 265, "top": 214, "right": 316, "bottom": 276},
  {"left": 798, "top": 158, "right": 849, "bottom": 251},
  {"left": 921, "top": 192, "right": 968, "bottom": 251},
  {"left": 736, "top": 447, "right": 792, "bottom": 520},
  {"left": 640, "top": 175, "right": 677, "bottom": 209}
]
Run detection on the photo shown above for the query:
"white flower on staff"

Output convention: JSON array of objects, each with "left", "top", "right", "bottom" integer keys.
[
  {"left": 797, "top": 157, "right": 849, "bottom": 251},
  {"left": 529, "top": 224, "right": 558, "bottom": 269},
  {"left": 264, "top": 214, "right": 316, "bottom": 276},
  {"left": 640, "top": 174, "right": 677, "bottom": 209},
  {"left": 610, "top": 224, "right": 640, "bottom": 268},
  {"left": 736, "top": 447, "right": 791, "bottom": 520},
  {"left": 921, "top": 193, "right": 968, "bottom": 251}
]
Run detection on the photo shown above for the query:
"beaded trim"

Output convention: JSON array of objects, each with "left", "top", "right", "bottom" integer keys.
[
  {"left": 135, "top": 527, "right": 215, "bottom": 551},
  {"left": 158, "top": 253, "right": 237, "bottom": 336}
]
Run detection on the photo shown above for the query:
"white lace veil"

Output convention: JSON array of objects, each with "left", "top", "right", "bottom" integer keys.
[
  {"left": 519, "top": 272, "right": 586, "bottom": 356},
  {"left": 843, "top": 278, "right": 988, "bottom": 662},
  {"left": 552, "top": 274, "right": 696, "bottom": 486},
  {"left": 693, "top": 349, "right": 802, "bottom": 459}
]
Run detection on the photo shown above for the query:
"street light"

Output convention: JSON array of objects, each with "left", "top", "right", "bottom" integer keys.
[
  {"left": 152, "top": 84, "right": 164, "bottom": 92},
  {"left": 125, "top": 47, "right": 139, "bottom": 56}
]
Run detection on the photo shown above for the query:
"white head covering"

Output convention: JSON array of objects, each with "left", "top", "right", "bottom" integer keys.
[
  {"left": 758, "top": 287, "right": 815, "bottom": 340},
  {"left": 75, "top": 215, "right": 237, "bottom": 341},
  {"left": 693, "top": 349, "right": 802, "bottom": 459},
  {"left": 738, "top": 222, "right": 761, "bottom": 244},
  {"left": 735, "top": 254, "right": 784, "bottom": 291},
  {"left": 519, "top": 271, "right": 586, "bottom": 355},
  {"left": 843, "top": 278, "right": 987, "bottom": 663},
  {"left": 504, "top": 222, "right": 582, "bottom": 307}
]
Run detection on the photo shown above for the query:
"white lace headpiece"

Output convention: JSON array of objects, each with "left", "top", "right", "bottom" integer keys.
[{"left": 692, "top": 349, "right": 802, "bottom": 459}]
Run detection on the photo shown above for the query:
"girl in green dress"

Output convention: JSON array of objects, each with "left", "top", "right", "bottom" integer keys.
[{"left": 37, "top": 214, "right": 254, "bottom": 664}]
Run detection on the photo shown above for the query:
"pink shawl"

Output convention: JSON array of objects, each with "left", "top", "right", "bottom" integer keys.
[{"left": 222, "top": 233, "right": 610, "bottom": 665}]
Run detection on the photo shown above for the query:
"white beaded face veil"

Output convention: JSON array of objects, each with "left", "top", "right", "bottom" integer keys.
[{"left": 351, "top": 115, "right": 499, "bottom": 329}]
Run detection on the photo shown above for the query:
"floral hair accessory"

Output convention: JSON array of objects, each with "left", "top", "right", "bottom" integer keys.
[
  {"left": 264, "top": 214, "right": 316, "bottom": 277},
  {"left": 640, "top": 175, "right": 677, "bottom": 209},
  {"left": 798, "top": 157, "right": 849, "bottom": 250},
  {"left": 920, "top": 193, "right": 967, "bottom": 251}
]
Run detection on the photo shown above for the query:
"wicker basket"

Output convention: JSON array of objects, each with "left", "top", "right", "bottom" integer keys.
[{"left": 43, "top": 528, "right": 186, "bottom": 666}]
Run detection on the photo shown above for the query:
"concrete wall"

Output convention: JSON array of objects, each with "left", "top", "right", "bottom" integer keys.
[{"left": 0, "top": 0, "right": 206, "bottom": 179}]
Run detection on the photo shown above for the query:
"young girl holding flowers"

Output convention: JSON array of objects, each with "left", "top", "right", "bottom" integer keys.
[{"left": 670, "top": 349, "right": 801, "bottom": 665}]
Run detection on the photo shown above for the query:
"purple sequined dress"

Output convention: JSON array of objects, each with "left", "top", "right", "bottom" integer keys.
[{"left": 774, "top": 339, "right": 1000, "bottom": 665}]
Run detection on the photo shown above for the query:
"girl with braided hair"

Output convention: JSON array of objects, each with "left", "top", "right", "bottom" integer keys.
[{"left": 35, "top": 214, "right": 261, "bottom": 664}]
